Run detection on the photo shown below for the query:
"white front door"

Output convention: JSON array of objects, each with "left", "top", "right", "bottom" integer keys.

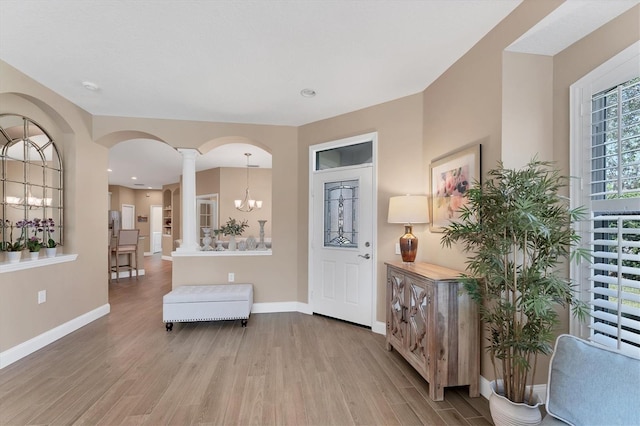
[{"left": 311, "top": 165, "right": 374, "bottom": 326}]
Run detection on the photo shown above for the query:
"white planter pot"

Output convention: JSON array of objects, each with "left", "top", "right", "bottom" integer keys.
[
  {"left": 6, "top": 251, "right": 22, "bottom": 263},
  {"left": 29, "top": 251, "right": 40, "bottom": 260},
  {"left": 45, "top": 247, "right": 57, "bottom": 258},
  {"left": 228, "top": 235, "right": 237, "bottom": 251},
  {"left": 489, "top": 380, "right": 542, "bottom": 426}
]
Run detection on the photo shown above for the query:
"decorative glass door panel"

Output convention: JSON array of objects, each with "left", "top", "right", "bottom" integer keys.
[
  {"left": 407, "top": 279, "right": 430, "bottom": 368},
  {"left": 388, "top": 271, "right": 406, "bottom": 347},
  {"left": 323, "top": 179, "right": 358, "bottom": 248}
]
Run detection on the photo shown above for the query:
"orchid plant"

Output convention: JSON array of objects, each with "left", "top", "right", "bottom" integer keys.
[
  {"left": 42, "top": 218, "right": 57, "bottom": 248},
  {"left": 1, "top": 219, "right": 27, "bottom": 251},
  {"left": 25, "top": 218, "right": 44, "bottom": 252}
]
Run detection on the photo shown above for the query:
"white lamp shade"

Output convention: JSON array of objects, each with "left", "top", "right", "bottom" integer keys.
[{"left": 388, "top": 195, "right": 429, "bottom": 224}]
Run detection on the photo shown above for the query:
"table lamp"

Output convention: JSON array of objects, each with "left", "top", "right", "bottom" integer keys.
[{"left": 387, "top": 195, "right": 430, "bottom": 262}]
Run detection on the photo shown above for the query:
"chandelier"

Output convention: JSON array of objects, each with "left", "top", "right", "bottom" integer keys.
[{"left": 234, "top": 153, "right": 262, "bottom": 212}]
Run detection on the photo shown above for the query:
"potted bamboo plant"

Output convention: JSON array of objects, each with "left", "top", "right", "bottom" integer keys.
[{"left": 440, "top": 159, "right": 589, "bottom": 425}]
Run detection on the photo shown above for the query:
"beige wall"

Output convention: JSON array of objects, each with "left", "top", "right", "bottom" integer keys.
[
  {"left": 502, "top": 52, "right": 554, "bottom": 168},
  {"left": 0, "top": 63, "right": 108, "bottom": 352}
]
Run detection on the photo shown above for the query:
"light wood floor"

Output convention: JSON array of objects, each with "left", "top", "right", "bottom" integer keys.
[{"left": 0, "top": 255, "right": 492, "bottom": 425}]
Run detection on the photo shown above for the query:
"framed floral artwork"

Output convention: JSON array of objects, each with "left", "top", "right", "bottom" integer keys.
[{"left": 429, "top": 144, "right": 481, "bottom": 232}]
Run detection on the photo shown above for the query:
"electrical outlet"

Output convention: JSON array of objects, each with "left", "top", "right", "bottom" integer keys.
[
  {"left": 38, "top": 290, "right": 46, "bottom": 304},
  {"left": 395, "top": 243, "right": 401, "bottom": 255},
  {"left": 228, "top": 272, "right": 235, "bottom": 282}
]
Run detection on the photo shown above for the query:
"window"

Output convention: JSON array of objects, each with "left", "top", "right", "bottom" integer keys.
[
  {"left": 315, "top": 141, "right": 372, "bottom": 171},
  {"left": 571, "top": 45, "right": 640, "bottom": 356},
  {"left": 196, "top": 194, "right": 218, "bottom": 243},
  {"left": 0, "top": 115, "right": 64, "bottom": 250}
]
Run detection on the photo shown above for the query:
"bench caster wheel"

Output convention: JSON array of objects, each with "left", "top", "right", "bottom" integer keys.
[
  {"left": 166, "top": 322, "right": 173, "bottom": 331},
  {"left": 241, "top": 319, "right": 248, "bottom": 327}
]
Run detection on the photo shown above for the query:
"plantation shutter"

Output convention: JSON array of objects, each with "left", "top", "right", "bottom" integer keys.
[
  {"left": 586, "top": 77, "right": 640, "bottom": 354},
  {"left": 588, "top": 204, "right": 640, "bottom": 352}
]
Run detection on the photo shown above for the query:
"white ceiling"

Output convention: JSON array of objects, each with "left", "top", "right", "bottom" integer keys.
[{"left": 1, "top": 0, "right": 637, "bottom": 189}]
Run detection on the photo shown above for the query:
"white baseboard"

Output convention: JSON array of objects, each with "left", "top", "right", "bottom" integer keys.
[
  {"left": 110, "top": 269, "right": 145, "bottom": 280},
  {"left": 0, "top": 304, "right": 111, "bottom": 369},
  {"left": 372, "top": 320, "right": 386, "bottom": 335},
  {"left": 253, "top": 305, "right": 385, "bottom": 334},
  {"left": 479, "top": 376, "right": 547, "bottom": 402},
  {"left": 161, "top": 255, "right": 173, "bottom": 261}
]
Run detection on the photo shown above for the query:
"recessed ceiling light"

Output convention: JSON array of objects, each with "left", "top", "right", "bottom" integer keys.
[
  {"left": 107, "top": 168, "right": 112, "bottom": 172},
  {"left": 300, "top": 88, "right": 316, "bottom": 98},
  {"left": 82, "top": 81, "right": 100, "bottom": 91},
  {"left": 131, "top": 176, "right": 137, "bottom": 180}
]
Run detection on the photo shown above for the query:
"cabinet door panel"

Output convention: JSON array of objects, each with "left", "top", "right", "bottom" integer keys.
[
  {"left": 387, "top": 271, "right": 405, "bottom": 349},
  {"left": 406, "top": 277, "right": 431, "bottom": 374}
]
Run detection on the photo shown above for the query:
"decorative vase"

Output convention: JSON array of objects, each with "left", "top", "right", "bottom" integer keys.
[
  {"left": 45, "top": 247, "right": 57, "bottom": 258},
  {"left": 6, "top": 251, "right": 22, "bottom": 263},
  {"left": 29, "top": 251, "right": 39, "bottom": 260},
  {"left": 258, "top": 220, "right": 267, "bottom": 250},
  {"left": 215, "top": 240, "right": 225, "bottom": 251},
  {"left": 246, "top": 236, "right": 257, "bottom": 250},
  {"left": 228, "top": 235, "right": 237, "bottom": 251},
  {"left": 489, "top": 380, "right": 542, "bottom": 426},
  {"left": 201, "top": 228, "right": 213, "bottom": 251}
]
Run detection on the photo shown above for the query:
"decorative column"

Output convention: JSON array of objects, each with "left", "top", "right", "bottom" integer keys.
[{"left": 177, "top": 148, "right": 199, "bottom": 252}]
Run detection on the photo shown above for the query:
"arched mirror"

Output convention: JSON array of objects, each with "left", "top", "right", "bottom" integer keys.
[{"left": 0, "top": 114, "right": 64, "bottom": 249}]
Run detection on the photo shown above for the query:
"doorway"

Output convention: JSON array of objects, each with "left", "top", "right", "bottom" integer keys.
[
  {"left": 121, "top": 204, "right": 135, "bottom": 229},
  {"left": 309, "top": 133, "right": 377, "bottom": 327},
  {"left": 150, "top": 205, "right": 162, "bottom": 253}
]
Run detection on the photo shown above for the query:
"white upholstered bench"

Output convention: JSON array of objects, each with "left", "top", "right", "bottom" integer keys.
[{"left": 163, "top": 284, "right": 253, "bottom": 331}]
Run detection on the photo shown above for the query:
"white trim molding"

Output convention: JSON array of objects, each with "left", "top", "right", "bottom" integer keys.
[
  {"left": 0, "top": 253, "right": 78, "bottom": 274},
  {"left": 0, "top": 303, "right": 110, "bottom": 369}
]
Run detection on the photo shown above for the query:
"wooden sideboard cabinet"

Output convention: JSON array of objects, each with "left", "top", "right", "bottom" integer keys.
[{"left": 385, "top": 261, "right": 480, "bottom": 401}]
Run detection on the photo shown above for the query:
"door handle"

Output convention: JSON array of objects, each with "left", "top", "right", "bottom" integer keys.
[{"left": 358, "top": 254, "right": 371, "bottom": 259}]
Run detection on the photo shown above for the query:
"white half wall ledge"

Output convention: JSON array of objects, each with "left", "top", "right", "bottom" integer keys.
[
  {"left": 0, "top": 303, "right": 110, "bottom": 369},
  {"left": 0, "top": 253, "right": 78, "bottom": 273}
]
